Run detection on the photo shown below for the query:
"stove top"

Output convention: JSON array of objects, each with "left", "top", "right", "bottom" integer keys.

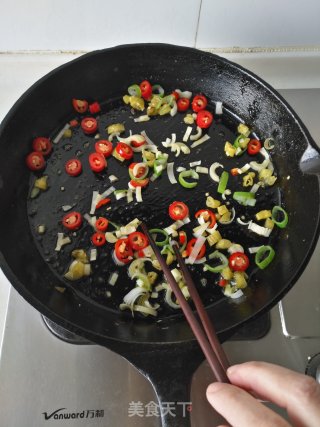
[{"left": 0, "top": 88, "right": 319, "bottom": 427}]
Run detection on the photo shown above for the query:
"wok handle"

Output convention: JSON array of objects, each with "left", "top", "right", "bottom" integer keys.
[
  {"left": 300, "top": 143, "right": 320, "bottom": 175},
  {"left": 121, "top": 341, "right": 205, "bottom": 427}
]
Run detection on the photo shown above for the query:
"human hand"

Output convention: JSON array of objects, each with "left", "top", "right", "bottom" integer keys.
[{"left": 206, "top": 361, "right": 320, "bottom": 427}]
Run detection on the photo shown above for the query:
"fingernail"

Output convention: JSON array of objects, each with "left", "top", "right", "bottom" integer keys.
[
  {"left": 206, "top": 382, "right": 224, "bottom": 395},
  {"left": 227, "top": 364, "right": 239, "bottom": 376}
]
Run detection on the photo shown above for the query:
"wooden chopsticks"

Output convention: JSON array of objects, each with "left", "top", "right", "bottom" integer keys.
[{"left": 141, "top": 223, "right": 230, "bottom": 383}]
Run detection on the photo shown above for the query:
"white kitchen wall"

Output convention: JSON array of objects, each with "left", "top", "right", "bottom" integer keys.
[
  {"left": 197, "top": 0, "right": 320, "bottom": 48},
  {"left": 0, "top": 0, "right": 319, "bottom": 51},
  {"left": 0, "top": 0, "right": 319, "bottom": 119},
  {"left": 0, "top": 0, "right": 201, "bottom": 51}
]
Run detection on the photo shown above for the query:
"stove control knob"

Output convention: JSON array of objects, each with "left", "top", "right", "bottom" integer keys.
[{"left": 305, "top": 353, "right": 320, "bottom": 383}]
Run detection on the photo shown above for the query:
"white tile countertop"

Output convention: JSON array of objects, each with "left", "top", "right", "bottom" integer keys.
[{"left": 0, "top": 49, "right": 320, "bottom": 352}]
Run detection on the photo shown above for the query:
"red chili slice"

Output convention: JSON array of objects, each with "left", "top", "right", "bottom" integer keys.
[
  {"left": 231, "top": 168, "right": 240, "bottom": 176},
  {"left": 137, "top": 248, "right": 148, "bottom": 258},
  {"left": 91, "top": 232, "right": 106, "bottom": 247},
  {"left": 115, "top": 238, "right": 133, "bottom": 264},
  {"left": 95, "top": 198, "right": 111, "bottom": 209},
  {"left": 172, "top": 91, "right": 180, "bottom": 101},
  {"left": 140, "top": 80, "right": 152, "bottom": 100},
  {"left": 186, "top": 238, "right": 206, "bottom": 259},
  {"left": 129, "top": 178, "right": 149, "bottom": 188},
  {"left": 195, "top": 209, "right": 216, "bottom": 228},
  {"left": 81, "top": 117, "right": 98, "bottom": 134},
  {"left": 169, "top": 201, "right": 189, "bottom": 221},
  {"left": 131, "top": 136, "right": 146, "bottom": 148},
  {"left": 247, "top": 139, "right": 262, "bottom": 155},
  {"left": 26, "top": 152, "right": 45, "bottom": 171},
  {"left": 129, "top": 163, "right": 147, "bottom": 179},
  {"left": 72, "top": 98, "right": 88, "bottom": 113},
  {"left": 192, "top": 95, "right": 208, "bottom": 113},
  {"left": 89, "top": 101, "right": 101, "bottom": 115},
  {"left": 62, "top": 211, "right": 82, "bottom": 230},
  {"left": 177, "top": 98, "right": 190, "bottom": 112},
  {"left": 115, "top": 142, "right": 133, "bottom": 160},
  {"left": 196, "top": 110, "right": 213, "bottom": 128},
  {"left": 32, "top": 137, "right": 52, "bottom": 156},
  {"left": 218, "top": 279, "right": 228, "bottom": 287},
  {"left": 178, "top": 231, "right": 187, "bottom": 245},
  {"left": 65, "top": 159, "right": 82, "bottom": 176},
  {"left": 95, "top": 217, "right": 109, "bottom": 232},
  {"left": 128, "top": 232, "right": 149, "bottom": 251},
  {"left": 228, "top": 252, "right": 249, "bottom": 271},
  {"left": 69, "top": 119, "right": 79, "bottom": 128},
  {"left": 88, "top": 152, "right": 106, "bottom": 173},
  {"left": 95, "top": 140, "right": 113, "bottom": 158}
]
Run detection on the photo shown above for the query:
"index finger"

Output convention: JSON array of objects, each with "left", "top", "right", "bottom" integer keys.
[{"left": 228, "top": 361, "right": 320, "bottom": 427}]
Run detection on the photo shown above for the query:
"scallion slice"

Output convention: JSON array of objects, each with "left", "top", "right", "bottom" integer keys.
[
  {"left": 178, "top": 170, "right": 199, "bottom": 189},
  {"left": 149, "top": 229, "right": 169, "bottom": 247},
  {"left": 152, "top": 84, "right": 164, "bottom": 97},
  {"left": 203, "top": 250, "right": 228, "bottom": 273},
  {"left": 128, "top": 84, "right": 141, "bottom": 97},
  {"left": 255, "top": 245, "right": 275, "bottom": 269},
  {"left": 272, "top": 206, "right": 288, "bottom": 228}
]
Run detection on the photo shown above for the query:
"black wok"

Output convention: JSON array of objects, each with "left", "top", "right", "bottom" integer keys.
[{"left": 0, "top": 44, "right": 320, "bottom": 426}]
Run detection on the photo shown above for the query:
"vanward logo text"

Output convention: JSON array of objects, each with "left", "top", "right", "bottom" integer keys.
[{"left": 43, "top": 408, "right": 105, "bottom": 420}]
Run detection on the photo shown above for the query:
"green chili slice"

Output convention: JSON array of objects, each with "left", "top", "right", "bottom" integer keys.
[
  {"left": 235, "top": 147, "right": 246, "bottom": 157},
  {"left": 152, "top": 84, "right": 164, "bottom": 97},
  {"left": 153, "top": 155, "right": 168, "bottom": 176},
  {"left": 203, "top": 250, "right": 228, "bottom": 273},
  {"left": 153, "top": 160, "right": 163, "bottom": 176},
  {"left": 161, "top": 244, "right": 174, "bottom": 255},
  {"left": 149, "top": 228, "right": 169, "bottom": 247},
  {"left": 162, "top": 94, "right": 175, "bottom": 106},
  {"left": 178, "top": 170, "right": 199, "bottom": 189},
  {"left": 128, "top": 84, "right": 141, "bottom": 97},
  {"left": 233, "top": 135, "right": 250, "bottom": 156},
  {"left": 234, "top": 134, "right": 250, "bottom": 149},
  {"left": 255, "top": 245, "right": 275, "bottom": 269},
  {"left": 272, "top": 206, "right": 288, "bottom": 228},
  {"left": 217, "top": 171, "right": 229, "bottom": 194},
  {"left": 233, "top": 191, "right": 256, "bottom": 206}
]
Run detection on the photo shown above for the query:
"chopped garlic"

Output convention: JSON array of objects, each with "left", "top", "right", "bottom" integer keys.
[
  {"left": 55, "top": 233, "right": 71, "bottom": 251},
  {"left": 224, "top": 141, "right": 236, "bottom": 157},
  {"left": 221, "top": 267, "right": 233, "bottom": 280},
  {"left": 206, "top": 230, "right": 222, "bottom": 246},
  {"left": 237, "top": 123, "right": 250, "bottom": 137},
  {"left": 216, "top": 239, "right": 232, "bottom": 250},
  {"left": 234, "top": 271, "right": 247, "bottom": 289},
  {"left": 217, "top": 205, "right": 229, "bottom": 216},
  {"left": 184, "top": 114, "right": 194, "bottom": 125},
  {"left": 34, "top": 175, "right": 48, "bottom": 191},
  {"left": 206, "top": 196, "right": 221, "bottom": 209},
  {"left": 255, "top": 210, "right": 272, "bottom": 221}
]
